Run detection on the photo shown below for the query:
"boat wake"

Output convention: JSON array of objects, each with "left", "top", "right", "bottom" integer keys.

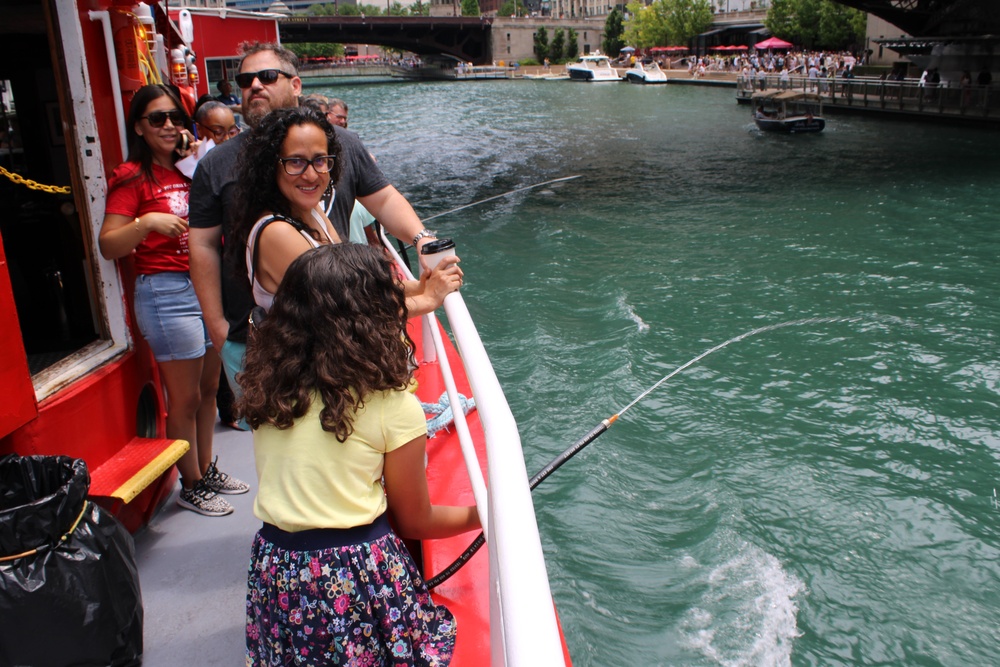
[{"left": 678, "top": 537, "right": 804, "bottom": 667}]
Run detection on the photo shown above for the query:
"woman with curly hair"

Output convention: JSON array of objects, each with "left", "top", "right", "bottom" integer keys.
[
  {"left": 230, "top": 106, "right": 462, "bottom": 315},
  {"left": 237, "top": 244, "right": 479, "bottom": 666},
  {"left": 99, "top": 84, "right": 248, "bottom": 517}
]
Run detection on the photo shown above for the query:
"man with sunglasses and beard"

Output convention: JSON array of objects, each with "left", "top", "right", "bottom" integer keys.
[{"left": 189, "top": 41, "right": 443, "bottom": 401}]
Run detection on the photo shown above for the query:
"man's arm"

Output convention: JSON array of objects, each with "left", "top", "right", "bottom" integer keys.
[
  {"left": 189, "top": 225, "right": 228, "bottom": 350},
  {"left": 357, "top": 185, "right": 436, "bottom": 271}
]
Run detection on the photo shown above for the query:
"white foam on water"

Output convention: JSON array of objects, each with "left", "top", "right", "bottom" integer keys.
[
  {"left": 617, "top": 294, "right": 650, "bottom": 332},
  {"left": 678, "top": 540, "right": 804, "bottom": 667}
]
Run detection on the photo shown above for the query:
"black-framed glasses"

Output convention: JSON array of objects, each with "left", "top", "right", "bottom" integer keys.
[
  {"left": 278, "top": 155, "right": 336, "bottom": 176},
  {"left": 235, "top": 69, "right": 294, "bottom": 89},
  {"left": 201, "top": 124, "right": 241, "bottom": 141},
  {"left": 142, "top": 110, "right": 185, "bottom": 128}
]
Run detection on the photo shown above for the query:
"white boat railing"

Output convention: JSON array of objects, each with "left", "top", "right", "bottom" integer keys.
[{"left": 383, "top": 238, "right": 567, "bottom": 667}]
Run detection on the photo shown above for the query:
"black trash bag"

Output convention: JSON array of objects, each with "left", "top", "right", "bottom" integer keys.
[{"left": 0, "top": 455, "right": 143, "bottom": 667}]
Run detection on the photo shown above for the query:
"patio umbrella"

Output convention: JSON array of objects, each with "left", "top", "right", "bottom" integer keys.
[
  {"left": 754, "top": 37, "right": 793, "bottom": 50},
  {"left": 620, "top": 46, "right": 636, "bottom": 53}
]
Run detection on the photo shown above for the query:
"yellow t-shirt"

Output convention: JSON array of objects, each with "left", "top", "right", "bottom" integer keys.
[{"left": 253, "top": 388, "right": 427, "bottom": 532}]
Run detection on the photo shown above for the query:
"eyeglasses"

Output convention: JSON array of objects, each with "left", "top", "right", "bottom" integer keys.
[
  {"left": 141, "top": 110, "right": 185, "bottom": 128},
  {"left": 278, "top": 155, "right": 336, "bottom": 176},
  {"left": 201, "top": 124, "right": 241, "bottom": 141},
  {"left": 235, "top": 69, "right": 294, "bottom": 89}
]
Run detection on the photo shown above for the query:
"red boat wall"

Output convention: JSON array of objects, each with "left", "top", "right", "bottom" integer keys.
[
  {"left": 0, "top": 0, "right": 168, "bottom": 525},
  {"left": 0, "top": 235, "right": 38, "bottom": 437}
]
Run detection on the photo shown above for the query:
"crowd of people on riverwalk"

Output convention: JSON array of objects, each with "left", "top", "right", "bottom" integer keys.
[
  {"left": 101, "top": 39, "right": 478, "bottom": 665},
  {"left": 681, "top": 49, "right": 863, "bottom": 78}
]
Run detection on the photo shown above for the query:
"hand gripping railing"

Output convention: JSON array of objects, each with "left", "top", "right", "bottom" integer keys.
[{"left": 383, "top": 237, "right": 567, "bottom": 667}]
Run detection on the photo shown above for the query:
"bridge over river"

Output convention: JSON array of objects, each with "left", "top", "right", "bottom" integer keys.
[{"left": 280, "top": 15, "right": 494, "bottom": 64}]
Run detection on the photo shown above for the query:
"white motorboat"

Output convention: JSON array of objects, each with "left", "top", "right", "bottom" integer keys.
[
  {"left": 566, "top": 54, "right": 622, "bottom": 82},
  {"left": 625, "top": 61, "right": 668, "bottom": 84}
]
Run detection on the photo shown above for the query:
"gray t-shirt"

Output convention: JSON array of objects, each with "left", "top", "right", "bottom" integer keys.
[{"left": 189, "top": 126, "right": 390, "bottom": 343}]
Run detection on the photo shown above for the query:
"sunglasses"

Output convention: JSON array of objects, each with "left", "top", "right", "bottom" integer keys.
[
  {"left": 141, "top": 110, "right": 185, "bottom": 128},
  {"left": 235, "top": 69, "right": 294, "bottom": 89},
  {"left": 278, "top": 155, "right": 336, "bottom": 176}
]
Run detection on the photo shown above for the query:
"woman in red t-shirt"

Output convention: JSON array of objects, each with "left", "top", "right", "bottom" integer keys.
[{"left": 99, "top": 85, "right": 247, "bottom": 517}]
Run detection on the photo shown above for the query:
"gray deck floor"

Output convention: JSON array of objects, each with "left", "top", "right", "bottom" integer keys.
[{"left": 133, "top": 424, "right": 258, "bottom": 666}]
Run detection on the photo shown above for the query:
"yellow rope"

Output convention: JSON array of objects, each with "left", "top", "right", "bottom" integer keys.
[
  {"left": 0, "top": 500, "right": 90, "bottom": 562},
  {"left": 0, "top": 165, "right": 70, "bottom": 195}
]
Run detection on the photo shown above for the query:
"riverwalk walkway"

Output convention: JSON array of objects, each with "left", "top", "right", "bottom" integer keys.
[{"left": 515, "top": 66, "right": 1000, "bottom": 125}]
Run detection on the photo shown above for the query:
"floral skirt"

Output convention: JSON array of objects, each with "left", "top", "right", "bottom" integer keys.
[{"left": 246, "top": 513, "right": 457, "bottom": 666}]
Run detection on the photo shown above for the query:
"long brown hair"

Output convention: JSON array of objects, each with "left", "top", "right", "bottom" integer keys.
[
  {"left": 235, "top": 244, "right": 414, "bottom": 442},
  {"left": 123, "top": 85, "right": 191, "bottom": 184}
]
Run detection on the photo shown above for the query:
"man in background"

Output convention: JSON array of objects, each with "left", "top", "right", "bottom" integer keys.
[
  {"left": 326, "top": 98, "right": 349, "bottom": 128},
  {"left": 215, "top": 79, "right": 240, "bottom": 110}
]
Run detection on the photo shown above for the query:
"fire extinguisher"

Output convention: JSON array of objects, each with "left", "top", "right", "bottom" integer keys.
[{"left": 110, "top": 8, "right": 146, "bottom": 93}]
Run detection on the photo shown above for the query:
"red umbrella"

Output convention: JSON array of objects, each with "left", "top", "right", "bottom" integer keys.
[{"left": 754, "top": 37, "right": 794, "bottom": 50}]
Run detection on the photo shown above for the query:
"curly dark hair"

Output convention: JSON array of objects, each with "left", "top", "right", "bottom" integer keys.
[
  {"left": 229, "top": 106, "right": 342, "bottom": 276},
  {"left": 235, "top": 244, "right": 415, "bottom": 441}
]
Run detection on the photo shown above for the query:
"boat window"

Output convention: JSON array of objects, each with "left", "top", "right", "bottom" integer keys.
[
  {"left": 204, "top": 57, "right": 243, "bottom": 94},
  {"left": 0, "top": 35, "right": 102, "bottom": 376}
]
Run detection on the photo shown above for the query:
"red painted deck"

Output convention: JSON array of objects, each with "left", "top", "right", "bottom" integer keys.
[
  {"left": 407, "top": 314, "right": 573, "bottom": 665},
  {"left": 408, "top": 315, "right": 491, "bottom": 664}
]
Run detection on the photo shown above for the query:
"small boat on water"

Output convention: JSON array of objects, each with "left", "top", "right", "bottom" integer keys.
[
  {"left": 566, "top": 54, "right": 622, "bottom": 82},
  {"left": 751, "top": 90, "right": 826, "bottom": 133},
  {"left": 625, "top": 61, "right": 668, "bottom": 84}
]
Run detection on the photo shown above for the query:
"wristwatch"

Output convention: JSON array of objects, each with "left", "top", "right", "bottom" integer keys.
[{"left": 412, "top": 229, "right": 437, "bottom": 246}]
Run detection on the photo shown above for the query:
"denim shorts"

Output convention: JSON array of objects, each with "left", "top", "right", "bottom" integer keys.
[{"left": 133, "top": 272, "right": 208, "bottom": 362}]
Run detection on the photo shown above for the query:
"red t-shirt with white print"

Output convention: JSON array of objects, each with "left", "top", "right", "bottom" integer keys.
[{"left": 105, "top": 162, "right": 190, "bottom": 274}]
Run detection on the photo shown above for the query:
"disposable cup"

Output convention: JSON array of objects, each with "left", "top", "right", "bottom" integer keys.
[{"left": 420, "top": 238, "right": 457, "bottom": 271}]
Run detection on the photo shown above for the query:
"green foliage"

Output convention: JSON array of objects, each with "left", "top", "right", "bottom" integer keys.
[
  {"left": 550, "top": 28, "right": 566, "bottom": 62},
  {"left": 818, "top": 0, "right": 866, "bottom": 49},
  {"left": 306, "top": 3, "right": 335, "bottom": 15},
  {"left": 286, "top": 42, "right": 345, "bottom": 58},
  {"left": 764, "top": 0, "right": 796, "bottom": 41},
  {"left": 623, "top": 1, "right": 644, "bottom": 47},
  {"left": 498, "top": 0, "right": 525, "bottom": 16},
  {"left": 409, "top": 0, "right": 430, "bottom": 15},
  {"left": 520, "top": 57, "right": 541, "bottom": 66},
  {"left": 624, "top": 0, "right": 712, "bottom": 48},
  {"left": 461, "top": 0, "right": 481, "bottom": 16},
  {"left": 565, "top": 28, "right": 579, "bottom": 61},
  {"left": 337, "top": 4, "right": 361, "bottom": 15},
  {"left": 764, "top": 0, "right": 866, "bottom": 50},
  {"left": 534, "top": 26, "right": 549, "bottom": 62},
  {"left": 387, "top": 1, "right": 407, "bottom": 15},
  {"left": 603, "top": 8, "right": 626, "bottom": 55},
  {"left": 358, "top": 4, "right": 383, "bottom": 14}
]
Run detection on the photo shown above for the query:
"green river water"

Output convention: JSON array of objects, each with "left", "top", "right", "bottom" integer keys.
[{"left": 316, "top": 79, "right": 1000, "bottom": 666}]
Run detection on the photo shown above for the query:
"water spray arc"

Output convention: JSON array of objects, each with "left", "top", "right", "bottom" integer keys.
[
  {"left": 419, "top": 175, "right": 582, "bottom": 227},
  {"left": 426, "top": 316, "right": 859, "bottom": 589}
]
